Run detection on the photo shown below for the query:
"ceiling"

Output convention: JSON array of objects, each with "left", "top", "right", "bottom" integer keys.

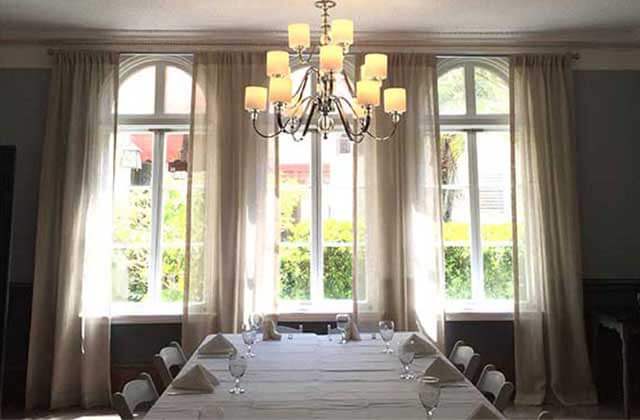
[{"left": 1, "top": 0, "right": 640, "bottom": 42}]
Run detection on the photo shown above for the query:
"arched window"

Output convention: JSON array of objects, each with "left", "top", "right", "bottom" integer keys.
[
  {"left": 437, "top": 58, "right": 513, "bottom": 310},
  {"left": 277, "top": 59, "right": 361, "bottom": 312},
  {"left": 112, "top": 55, "right": 195, "bottom": 315}
]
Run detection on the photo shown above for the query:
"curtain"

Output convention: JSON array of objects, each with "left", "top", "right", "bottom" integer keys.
[
  {"left": 26, "top": 51, "right": 118, "bottom": 410},
  {"left": 355, "top": 53, "right": 444, "bottom": 344},
  {"left": 511, "top": 54, "right": 597, "bottom": 405},
  {"left": 183, "top": 51, "right": 276, "bottom": 354}
]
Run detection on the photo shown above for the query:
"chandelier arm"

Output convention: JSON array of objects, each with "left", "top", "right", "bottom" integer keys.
[
  {"left": 341, "top": 69, "right": 356, "bottom": 98},
  {"left": 365, "top": 119, "right": 400, "bottom": 141},
  {"left": 334, "top": 97, "right": 372, "bottom": 134},
  {"left": 252, "top": 114, "right": 284, "bottom": 139},
  {"left": 290, "top": 68, "right": 315, "bottom": 106},
  {"left": 333, "top": 99, "right": 369, "bottom": 142},
  {"left": 301, "top": 101, "right": 318, "bottom": 138},
  {"left": 295, "top": 46, "right": 318, "bottom": 65}
]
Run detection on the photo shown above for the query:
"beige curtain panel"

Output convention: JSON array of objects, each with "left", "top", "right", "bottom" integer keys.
[
  {"left": 511, "top": 54, "right": 597, "bottom": 406},
  {"left": 183, "top": 51, "right": 276, "bottom": 354},
  {"left": 357, "top": 53, "right": 444, "bottom": 344},
  {"left": 26, "top": 51, "right": 118, "bottom": 410}
]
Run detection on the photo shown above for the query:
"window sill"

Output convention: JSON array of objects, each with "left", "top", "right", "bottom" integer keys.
[
  {"left": 445, "top": 300, "right": 513, "bottom": 321},
  {"left": 110, "top": 302, "right": 182, "bottom": 324},
  {"left": 111, "top": 313, "right": 182, "bottom": 324}
]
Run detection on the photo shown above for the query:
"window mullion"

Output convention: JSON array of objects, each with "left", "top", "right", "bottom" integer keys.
[
  {"left": 149, "top": 131, "right": 165, "bottom": 304},
  {"left": 311, "top": 132, "right": 323, "bottom": 304},
  {"left": 467, "top": 131, "right": 485, "bottom": 301},
  {"left": 155, "top": 64, "right": 165, "bottom": 116}
]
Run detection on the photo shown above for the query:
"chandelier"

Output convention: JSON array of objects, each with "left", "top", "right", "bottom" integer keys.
[{"left": 244, "top": 0, "right": 406, "bottom": 143}]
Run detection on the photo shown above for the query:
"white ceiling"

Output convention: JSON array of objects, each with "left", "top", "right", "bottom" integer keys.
[{"left": 1, "top": 0, "right": 639, "bottom": 38}]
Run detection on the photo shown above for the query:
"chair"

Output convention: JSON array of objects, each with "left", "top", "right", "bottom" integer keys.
[
  {"left": 112, "top": 372, "right": 159, "bottom": 419},
  {"left": 476, "top": 364, "right": 515, "bottom": 412},
  {"left": 448, "top": 340, "right": 481, "bottom": 381},
  {"left": 276, "top": 323, "right": 304, "bottom": 334},
  {"left": 537, "top": 411, "right": 553, "bottom": 420},
  {"left": 153, "top": 341, "right": 187, "bottom": 389}
]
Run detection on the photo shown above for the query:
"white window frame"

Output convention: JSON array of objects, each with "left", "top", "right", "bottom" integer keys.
[
  {"left": 276, "top": 57, "right": 359, "bottom": 315},
  {"left": 112, "top": 55, "right": 192, "bottom": 319},
  {"left": 438, "top": 57, "right": 513, "bottom": 316}
]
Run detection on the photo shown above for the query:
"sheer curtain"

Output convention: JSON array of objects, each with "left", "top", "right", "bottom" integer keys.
[
  {"left": 183, "top": 51, "right": 276, "bottom": 354},
  {"left": 26, "top": 51, "right": 118, "bottom": 410},
  {"left": 356, "top": 53, "right": 444, "bottom": 344},
  {"left": 511, "top": 55, "right": 597, "bottom": 405}
]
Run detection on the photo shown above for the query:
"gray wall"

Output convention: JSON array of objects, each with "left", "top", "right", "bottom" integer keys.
[
  {"left": 0, "top": 69, "right": 49, "bottom": 284},
  {"left": 574, "top": 70, "right": 640, "bottom": 280}
]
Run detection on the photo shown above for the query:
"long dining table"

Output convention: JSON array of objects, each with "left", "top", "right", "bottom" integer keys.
[{"left": 146, "top": 332, "right": 504, "bottom": 419}]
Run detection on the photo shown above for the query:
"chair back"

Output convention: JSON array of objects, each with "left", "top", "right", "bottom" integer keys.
[
  {"left": 112, "top": 372, "right": 159, "bottom": 419},
  {"left": 153, "top": 341, "right": 187, "bottom": 389},
  {"left": 449, "top": 340, "right": 481, "bottom": 380},
  {"left": 477, "top": 364, "right": 515, "bottom": 411},
  {"left": 537, "top": 411, "right": 553, "bottom": 420}
]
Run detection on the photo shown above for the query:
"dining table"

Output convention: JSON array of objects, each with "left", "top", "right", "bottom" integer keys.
[{"left": 145, "top": 331, "right": 504, "bottom": 419}]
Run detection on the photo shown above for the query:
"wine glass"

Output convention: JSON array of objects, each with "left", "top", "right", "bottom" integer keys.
[
  {"left": 241, "top": 324, "right": 256, "bottom": 358},
  {"left": 336, "top": 314, "right": 350, "bottom": 344},
  {"left": 251, "top": 313, "right": 264, "bottom": 341},
  {"left": 399, "top": 350, "right": 416, "bottom": 380},
  {"left": 327, "top": 323, "right": 333, "bottom": 342},
  {"left": 379, "top": 320, "right": 395, "bottom": 354},
  {"left": 418, "top": 376, "right": 440, "bottom": 418},
  {"left": 228, "top": 354, "right": 247, "bottom": 394}
]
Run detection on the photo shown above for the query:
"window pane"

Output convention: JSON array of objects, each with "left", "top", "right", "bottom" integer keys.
[
  {"left": 279, "top": 136, "right": 312, "bottom": 300},
  {"left": 112, "top": 132, "right": 154, "bottom": 302},
  {"left": 442, "top": 188, "right": 472, "bottom": 300},
  {"left": 438, "top": 66, "right": 466, "bottom": 115},
  {"left": 477, "top": 131, "right": 513, "bottom": 299},
  {"left": 483, "top": 246, "right": 513, "bottom": 299},
  {"left": 475, "top": 66, "right": 508, "bottom": 115},
  {"left": 160, "top": 133, "right": 189, "bottom": 303},
  {"left": 119, "top": 66, "right": 155, "bottom": 115},
  {"left": 165, "top": 66, "right": 193, "bottom": 114},
  {"left": 322, "top": 132, "right": 353, "bottom": 300},
  {"left": 440, "top": 131, "right": 469, "bottom": 187}
]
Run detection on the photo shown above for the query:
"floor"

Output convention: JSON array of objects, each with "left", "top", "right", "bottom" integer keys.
[{"left": 7, "top": 404, "right": 636, "bottom": 420}]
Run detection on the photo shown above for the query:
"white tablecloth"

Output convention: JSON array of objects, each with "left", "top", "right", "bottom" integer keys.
[{"left": 146, "top": 332, "right": 504, "bottom": 419}]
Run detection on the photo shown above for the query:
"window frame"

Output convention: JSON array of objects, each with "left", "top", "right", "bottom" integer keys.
[
  {"left": 112, "top": 55, "right": 193, "bottom": 318},
  {"left": 276, "top": 57, "right": 361, "bottom": 314},
  {"left": 438, "top": 57, "right": 513, "bottom": 315}
]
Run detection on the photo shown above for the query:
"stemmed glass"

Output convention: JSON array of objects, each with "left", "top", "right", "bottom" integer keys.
[
  {"left": 250, "top": 313, "right": 264, "bottom": 341},
  {"left": 418, "top": 376, "right": 441, "bottom": 419},
  {"left": 399, "top": 350, "right": 416, "bottom": 380},
  {"left": 379, "top": 320, "right": 395, "bottom": 354},
  {"left": 241, "top": 324, "right": 256, "bottom": 358},
  {"left": 336, "top": 314, "right": 350, "bottom": 344},
  {"left": 228, "top": 354, "right": 248, "bottom": 394}
]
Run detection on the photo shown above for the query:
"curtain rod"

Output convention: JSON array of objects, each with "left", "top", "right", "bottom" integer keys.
[{"left": 47, "top": 48, "right": 580, "bottom": 59}]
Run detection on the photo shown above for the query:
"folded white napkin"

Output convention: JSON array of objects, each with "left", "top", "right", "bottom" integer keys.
[
  {"left": 401, "top": 333, "right": 436, "bottom": 356},
  {"left": 468, "top": 403, "right": 501, "bottom": 419},
  {"left": 262, "top": 319, "right": 282, "bottom": 341},
  {"left": 423, "top": 357, "right": 465, "bottom": 383},
  {"left": 345, "top": 319, "right": 361, "bottom": 341},
  {"left": 172, "top": 364, "right": 219, "bottom": 393},
  {"left": 198, "top": 334, "right": 237, "bottom": 356}
]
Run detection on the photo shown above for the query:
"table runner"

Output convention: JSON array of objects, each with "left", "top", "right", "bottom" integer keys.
[{"left": 146, "top": 332, "right": 505, "bottom": 419}]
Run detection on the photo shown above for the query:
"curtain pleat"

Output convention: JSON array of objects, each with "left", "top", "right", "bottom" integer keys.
[
  {"left": 26, "top": 51, "right": 118, "bottom": 411},
  {"left": 356, "top": 53, "right": 444, "bottom": 344},
  {"left": 183, "top": 51, "right": 275, "bottom": 354},
  {"left": 511, "top": 54, "right": 597, "bottom": 405}
]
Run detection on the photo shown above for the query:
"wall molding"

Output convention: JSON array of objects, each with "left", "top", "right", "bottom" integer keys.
[{"left": 2, "top": 28, "right": 640, "bottom": 52}]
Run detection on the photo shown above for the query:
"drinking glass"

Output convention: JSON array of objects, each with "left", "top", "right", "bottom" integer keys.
[
  {"left": 379, "top": 320, "right": 395, "bottom": 354},
  {"left": 399, "top": 350, "right": 416, "bottom": 380},
  {"left": 418, "top": 376, "right": 441, "bottom": 418},
  {"left": 228, "top": 354, "right": 247, "bottom": 394},
  {"left": 241, "top": 324, "right": 256, "bottom": 358},
  {"left": 336, "top": 314, "right": 350, "bottom": 344},
  {"left": 327, "top": 323, "right": 333, "bottom": 342}
]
